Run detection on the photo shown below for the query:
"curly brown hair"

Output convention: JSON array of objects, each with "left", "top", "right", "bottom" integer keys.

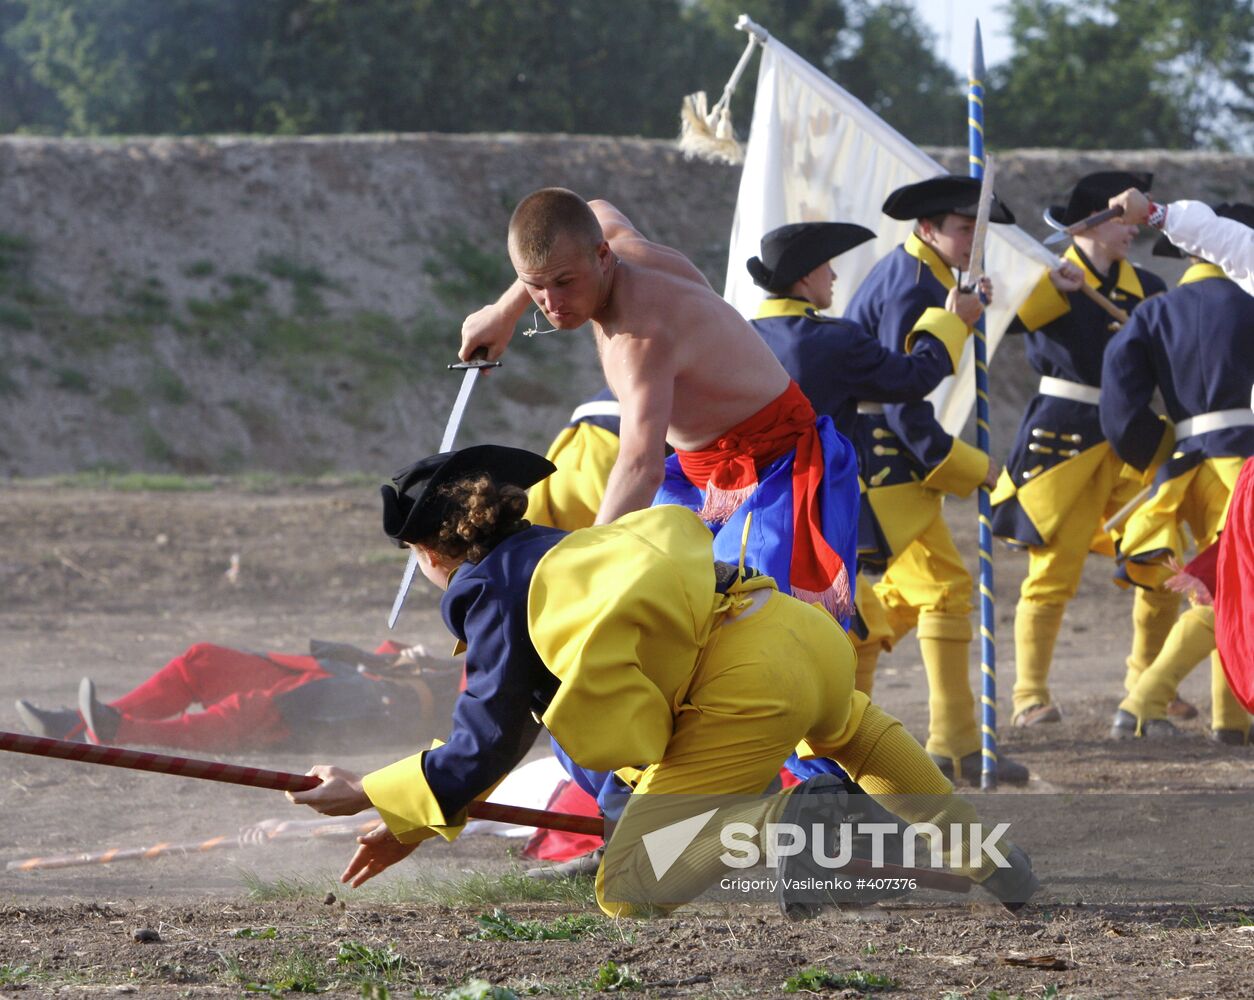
[{"left": 425, "top": 474, "right": 530, "bottom": 563}]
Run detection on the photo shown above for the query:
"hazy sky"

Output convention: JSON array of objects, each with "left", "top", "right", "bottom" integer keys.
[{"left": 911, "top": 0, "right": 1014, "bottom": 75}]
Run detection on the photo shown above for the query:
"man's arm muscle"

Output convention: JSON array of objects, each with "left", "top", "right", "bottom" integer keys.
[
  {"left": 588, "top": 199, "right": 711, "bottom": 288},
  {"left": 595, "top": 336, "right": 675, "bottom": 524}
]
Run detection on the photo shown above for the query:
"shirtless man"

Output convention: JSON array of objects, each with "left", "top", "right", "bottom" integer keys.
[
  {"left": 461, "top": 189, "right": 861, "bottom": 811},
  {"left": 460, "top": 188, "right": 791, "bottom": 526}
]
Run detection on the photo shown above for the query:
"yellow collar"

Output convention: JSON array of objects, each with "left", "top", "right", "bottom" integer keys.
[
  {"left": 905, "top": 233, "right": 957, "bottom": 290},
  {"left": 1065, "top": 244, "right": 1145, "bottom": 299},
  {"left": 1179, "top": 261, "right": 1228, "bottom": 286},
  {"left": 754, "top": 296, "right": 815, "bottom": 320}
]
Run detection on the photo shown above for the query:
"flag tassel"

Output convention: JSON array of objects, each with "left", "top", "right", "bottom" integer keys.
[{"left": 678, "top": 21, "right": 765, "bottom": 164}]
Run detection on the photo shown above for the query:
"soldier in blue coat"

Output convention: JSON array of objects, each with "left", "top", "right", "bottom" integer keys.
[
  {"left": 843, "top": 175, "right": 1027, "bottom": 785},
  {"left": 1100, "top": 203, "right": 1254, "bottom": 744},
  {"left": 988, "top": 171, "right": 1174, "bottom": 727},
  {"left": 745, "top": 220, "right": 974, "bottom": 698}
]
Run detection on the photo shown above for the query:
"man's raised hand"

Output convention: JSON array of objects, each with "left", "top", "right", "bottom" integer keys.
[
  {"left": 946, "top": 284, "right": 985, "bottom": 328},
  {"left": 1109, "top": 187, "right": 1151, "bottom": 227},
  {"left": 1048, "top": 260, "right": 1085, "bottom": 292}
]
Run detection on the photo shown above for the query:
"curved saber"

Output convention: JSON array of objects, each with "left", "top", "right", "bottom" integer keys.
[{"left": 388, "top": 354, "right": 500, "bottom": 629}]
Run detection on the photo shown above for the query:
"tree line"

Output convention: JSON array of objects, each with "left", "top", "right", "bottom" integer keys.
[{"left": 0, "top": 0, "right": 1249, "bottom": 151}]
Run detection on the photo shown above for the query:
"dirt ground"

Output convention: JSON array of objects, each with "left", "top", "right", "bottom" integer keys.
[{"left": 2, "top": 481, "right": 1253, "bottom": 998}]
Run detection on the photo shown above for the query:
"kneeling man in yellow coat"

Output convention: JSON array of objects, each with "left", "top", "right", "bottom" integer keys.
[{"left": 289, "top": 445, "right": 1036, "bottom": 916}]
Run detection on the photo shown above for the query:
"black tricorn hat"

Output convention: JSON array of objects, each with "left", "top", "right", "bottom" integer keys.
[
  {"left": 1153, "top": 201, "right": 1254, "bottom": 258},
  {"left": 381, "top": 444, "right": 555, "bottom": 547},
  {"left": 746, "top": 221, "right": 876, "bottom": 292},
  {"left": 1047, "top": 170, "right": 1152, "bottom": 229},
  {"left": 882, "top": 174, "right": 1015, "bottom": 224}
]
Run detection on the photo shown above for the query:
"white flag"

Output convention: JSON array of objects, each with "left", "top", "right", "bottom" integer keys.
[{"left": 724, "top": 33, "right": 1056, "bottom": 433}]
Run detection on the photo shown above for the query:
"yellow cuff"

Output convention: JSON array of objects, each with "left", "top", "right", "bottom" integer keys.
[
  {"left": 362, "top": 741, "right": 467, "bottom": 845},
  {"left": 904, "top": 307, "right": 968, "bottom": 373},
  {"left": 1015, "top": 270, "right": 1070, "bottom": 331},
  {"left": 923, "top": 438, "right": 989, "bottom": 497}
]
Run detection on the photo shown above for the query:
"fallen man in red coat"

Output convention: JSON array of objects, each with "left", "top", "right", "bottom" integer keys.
[{"left": 14, "top": 639, "right": 459, "bottom": 752}]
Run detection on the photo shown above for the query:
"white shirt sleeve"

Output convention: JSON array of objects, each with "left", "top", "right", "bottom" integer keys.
[{"left": 1163, "top": 200, "right": 1254, "bottom": 296}]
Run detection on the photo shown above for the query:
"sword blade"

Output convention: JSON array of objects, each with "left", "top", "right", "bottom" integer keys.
[
  {"left": 966, "top": 154, "right": 995, "bottom": 285},
  {"left": 440, "top": 362, "right": 481, "bottom": 453},
  {"left": 387, "top": 552, "right": 419, "bottom": 629},
  {"left": 1043, "top": 204, "right": 1124, "bottom": 246},
  {"left": 388, "top": 356, "right": 497, "bottom": 629}
]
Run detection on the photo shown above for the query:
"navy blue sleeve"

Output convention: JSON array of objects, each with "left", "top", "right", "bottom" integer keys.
[
  {"left": 1100, "top": 305, "right": 1167, "bottom": 470},
  {"left": 842, "top": 327, "right": 954, "bottom": 402},
  {"left": 421, "top": 577, "right": 544, "bottom": 818}
]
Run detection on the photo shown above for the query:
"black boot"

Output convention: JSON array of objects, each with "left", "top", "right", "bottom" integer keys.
[
  {"left": 979, "top": 843, "right": 1040, "bottom": 911},
  {"left": 78, "top": 678, "right": 121, "bottom": 744},
  {"left": 14, "top": 700, "right": 86, "bottom": 741},
  {"left": 775, "top": 774, "right": 912, "bottom": 920}
]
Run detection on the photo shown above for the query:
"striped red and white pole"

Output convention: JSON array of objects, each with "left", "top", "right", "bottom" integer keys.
[{"left": 0, "top": 729, "right": 603, "bottom": 836}]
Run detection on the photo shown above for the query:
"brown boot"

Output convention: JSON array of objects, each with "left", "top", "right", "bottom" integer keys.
[
  {"left": 1166, "top": 697, "right": 1199, "bottom": 720},
  {"left": 1013, "top": 704, "right": 1062, "bottom": 727}
]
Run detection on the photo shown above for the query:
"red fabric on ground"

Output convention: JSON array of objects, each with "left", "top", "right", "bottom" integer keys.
[
  {"left": 1217, "top": 457, "right": 1254, "bottom": 711},
  {"left": 520, "top": 778, "right": 604, "bottom": 862},
  {"left": 109, "top": 642, "right": 329, "bottom": 751}
]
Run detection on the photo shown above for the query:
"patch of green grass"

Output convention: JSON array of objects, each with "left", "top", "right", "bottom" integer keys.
[
  {"left": 335, "top": 941, "right": 408, "bottom": 980},
  {"left": 126, "top": 278, "right": 171, "bottom": 321},
  {"left": 260, "top": 253, "right": 331, "bottom": 316},
  {"left": 141, "top": 423, "right": 177, "bottom": 464},
  {"left": 102, "top": 385, "right": 143, "bottom": 415},
  {"left": 225, "top": 950, "right": 327, "bottom": 996},
  {"left": 53, "top": 365, "right": 91, "bottom": 393},
  {"left": 230, "top": 927, "right": 279, "bottom": 940},
  {"left": 0, "top": 366, "right": 23, "bottom": 398},
  {"left": 39, "top": 470, "right": 216, "bottom": 491},
  {"left": 226, "top": 273, "right": 269, "bottom": 298},
  {"left": 186, "top": 273, "right": 268, "bottom": 328},
  {"left": 1176, "top": 905, "right": 1210, "bottom": 930},
  {"left": 435, "top": 981, "right": 519, "bottom": 1000},
  {"left": 183, "top": 259, "right": 216, "bottom": 278},
  {"left": 0, "top": 964, "right": 31, "bottom": 986},
  {"left": 0, "top": 301, "right": 33, "bottom": 329},
  {"left": 0, "top": 230, "right": 32, "bottom": 269},
  {"left": 238, "top": 868, "right": 344, "bottom": 901},
  {"left": 471, "top": 909, "right": 607, "bottom": 942},
  {"left": 147, "top": 364, "right": 192, "bottom": 405},
  {"left": 590, "top": 960, "right": 640, "bottom": 992},
  {"left": 393, "top": 867, "right": 596, "bottom": 907},
  {"left": 783, "top": 967, "right": 896, "bottom": 993},
  {"left": 422, "top": 231, "right": 513, "bottom": 311}
]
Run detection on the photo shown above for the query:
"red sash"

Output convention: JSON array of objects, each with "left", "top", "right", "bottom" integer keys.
[
  {"left": 675, "top": 380, "right": 847, "bottom": 612},
  {"left": 1216, "top": 457, "right": 1254, "bottom": 711}
]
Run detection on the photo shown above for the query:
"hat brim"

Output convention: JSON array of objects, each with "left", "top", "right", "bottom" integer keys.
[
  {"left": 382, "top": 444, "right": 556, "bottom": 547},
  {"left": 1151, "top": 233, "right": 1184, "bottom": 258}
]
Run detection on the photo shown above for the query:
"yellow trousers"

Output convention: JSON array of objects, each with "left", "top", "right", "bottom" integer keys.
[
  {"left": 1012, "top": 447, "right": 1149, "bottom": 717},
  {"left": 1120, "top": 605, "right": 1251, "bottom": 733},
  {"left": 595, "top": 591, "right": 994, "bottom": 916},
  {"left": 872, "top": 508, "right": 979, "bottom": 760},
  {"left": 525, "top": 422, "right": 620, "bottom": 532},
  {"left": 1119, "top": 457, "right": 1245, "bottom": 698},
  {"left": 851, "top": 574, "right": 895, "bottom": 697}
]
